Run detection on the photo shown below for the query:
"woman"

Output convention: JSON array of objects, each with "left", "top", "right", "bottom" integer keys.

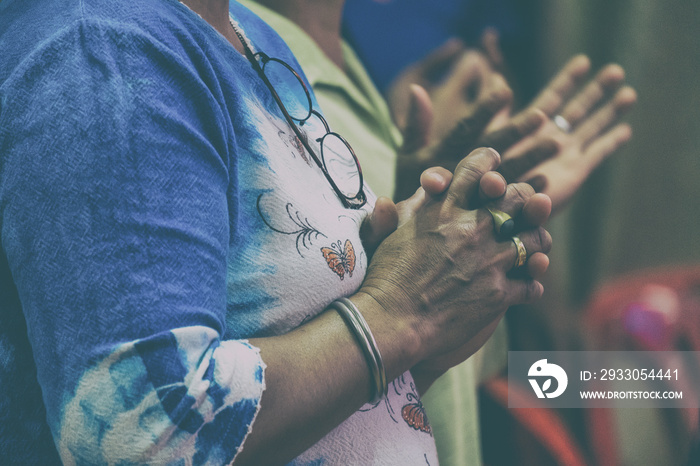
[{"left": 0, "top": 0, "right": 551, "bottom": 464}]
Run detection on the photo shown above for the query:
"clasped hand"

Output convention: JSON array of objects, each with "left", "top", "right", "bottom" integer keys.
[{"left": 359, "top": 147, "right": 552, "bottom": 385}]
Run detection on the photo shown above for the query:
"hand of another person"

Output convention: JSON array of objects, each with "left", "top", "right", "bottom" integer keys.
[
  {"left": 392, "top": 40, "right": 571, "bottom": 203},
  {"left": 387, "top": 38, "right": 467, "bottom": 131},
  {"left": 360, "top": 148, "right": 552, "bottom": 379},
  {"left": 390, "top": 41, "right": 513, "bottom": 145},
  {"left": 394, "top": 81, "right": 543, "bottom": 201},
  {"left": 497, "top": 55, "right": 637, "bottom": 211}
]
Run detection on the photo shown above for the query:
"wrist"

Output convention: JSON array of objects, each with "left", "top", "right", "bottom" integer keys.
[
  {"left": 348, "top": 291, "right": 424, "bottom": 383},
  {"left": 328, "top": 298, "right": 387, "bottom": 402}
]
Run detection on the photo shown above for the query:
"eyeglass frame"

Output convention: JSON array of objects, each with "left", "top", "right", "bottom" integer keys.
[{"left": 229, "top": 19, "right": 367, "bottom": 210}]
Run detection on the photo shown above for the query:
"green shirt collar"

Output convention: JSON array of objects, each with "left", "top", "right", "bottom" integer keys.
[{"left": 239, "top": 0, "right": 402, "bottom": 147}]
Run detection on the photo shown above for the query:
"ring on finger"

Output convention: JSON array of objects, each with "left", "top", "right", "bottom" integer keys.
[
  {"left": 487, "top": 207, "right": 515, "bottom": 238},
  {"left": 553, "top": 114, "right": 572, "bottom": 133},
  {"left": 512, "top": 236, "right": 527, "bottom": 269}
]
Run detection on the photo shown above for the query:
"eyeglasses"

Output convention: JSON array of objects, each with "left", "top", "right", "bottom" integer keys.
[{"left": 230, "top": 19, "right": 366, "bottom": 210}]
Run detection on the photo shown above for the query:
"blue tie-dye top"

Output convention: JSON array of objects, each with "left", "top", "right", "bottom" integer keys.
[{"left": 0, "top": 0, "right": 438, "bottom": 464}]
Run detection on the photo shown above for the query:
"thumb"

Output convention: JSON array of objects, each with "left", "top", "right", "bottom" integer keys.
[
  {"left": 445, "top": 147, "right": 502, "bottom": 208},
  {"left": 389, "top": 40, "right": 462, "bottom": 130},
  {"left": 400, "top": 84, "right": 434, "bottom": 153},
  {"left": 359, "top": 197, "right": 399, "bottom": 257}
]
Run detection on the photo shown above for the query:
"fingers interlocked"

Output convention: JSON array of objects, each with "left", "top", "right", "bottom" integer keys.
[
  {"left": 481, "top": 180, "right": 552, "bottom": 275},
  {"left": 416, "top": 146, "right": 552, "bottom": 301}
]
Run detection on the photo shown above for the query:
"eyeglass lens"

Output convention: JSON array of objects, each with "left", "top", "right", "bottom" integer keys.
[
  {"left": 302, "top": 114, "right": 362, "bottom": 199},
  {"left": 262, "top": 58, "right": 364, "bottom": 202},
  {"left": 261, "top": 59, "right": 312, "bottom": 122}
]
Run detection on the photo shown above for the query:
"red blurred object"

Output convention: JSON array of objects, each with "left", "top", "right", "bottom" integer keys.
[
  {"left": 584, "top": 266, "right": 700, "bottom": 352},
  {"left": 479, "top": 266, "right": 700, "bottom": 466},
  {"left": 480, "top": 378, "right": 588, "bottom": 466},
  {"left": 582, "top": 265, "right": 700, "bottom": 465}
]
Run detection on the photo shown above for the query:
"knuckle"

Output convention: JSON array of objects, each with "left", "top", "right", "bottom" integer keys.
[
  {"left": 454, "top": 163, "right": 484, "bottom": 187},
  {"left": 518, "top": 227, "right": 546, "bottom": 254},
  {"left": 474, "top": 215, "right": 495, "bottom": 239},
  {"left": 506, "top": 182, "right": 535, "bottom": 204},
  {"left": 524, "top": 280, "right": 542, "bottom": 302},
  {"left": 482, "top": 269, "right": 508, "bottom": 304},
  {"left": 490, "top": 285, "right": 508, "bottom": 308},
  {"left": 457, "top": 149, "right": 497, "bottom": 178},
  {"left": 454, "top": 215, "right": 483, "bottom": 243}
]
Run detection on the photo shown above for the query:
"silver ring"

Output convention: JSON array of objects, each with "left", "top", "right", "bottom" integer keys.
[{"left": 553, "top": 114, "right": 572, "bottom": 133}]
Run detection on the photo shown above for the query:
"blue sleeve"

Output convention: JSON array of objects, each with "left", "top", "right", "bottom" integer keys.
[{"left": 0, "top": 19, "right": 264, "bottom": 465}]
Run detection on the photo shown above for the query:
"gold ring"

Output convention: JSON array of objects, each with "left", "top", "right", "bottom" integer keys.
[
  {"left": 512, "top": 236, "right": 527, "bottom": 269},
  {"left": 487, "top": 208, "right": 515, "bottom": 238}
]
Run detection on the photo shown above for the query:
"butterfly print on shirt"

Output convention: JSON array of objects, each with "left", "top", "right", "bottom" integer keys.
[
  {"left": 321, "top": 239, "right": 355, "bottom": 280},
  {"left": 378, "top": 376, "right": 432, "bottom": 435},
  {"left": 402, "top": 391, "right": 431, "bottom": 435}
]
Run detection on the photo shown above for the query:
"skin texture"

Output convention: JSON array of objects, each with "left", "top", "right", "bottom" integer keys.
[{"left": 390, "top": 41, "right": 514, "bottom": 141}]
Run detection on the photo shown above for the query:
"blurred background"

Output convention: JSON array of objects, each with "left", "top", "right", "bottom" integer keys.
[
  {"left": 342, "top": 0, "right": 700, "bottom": 464},
  {"left": 535, "top": 2, "right": 700, "bottom": 464}
]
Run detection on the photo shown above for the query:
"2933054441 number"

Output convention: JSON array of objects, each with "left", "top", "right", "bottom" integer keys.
[{"left": 600, "top": 368, "right": 678, "bottom": 381}]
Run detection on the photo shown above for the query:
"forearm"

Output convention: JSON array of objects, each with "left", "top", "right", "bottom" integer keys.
[
  {"left": 49, "top": 293, "right": 418, "bottom": 465},
  {"left": 236, "top": 292, "right": 422, "bottom": 465}
]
